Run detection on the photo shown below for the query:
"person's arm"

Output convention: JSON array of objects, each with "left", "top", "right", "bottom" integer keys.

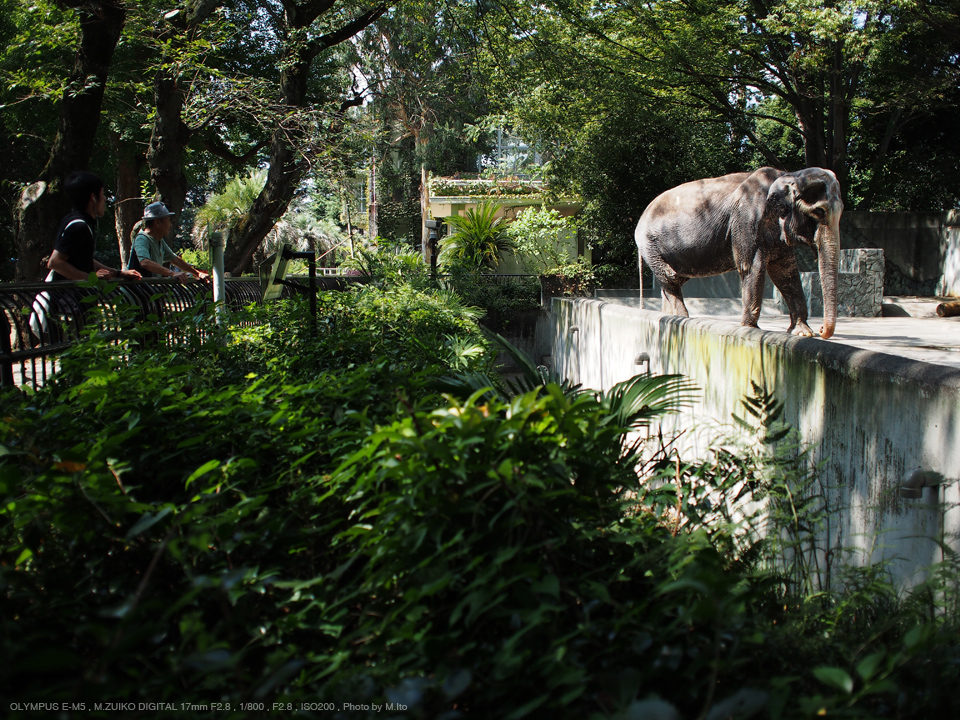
[
  {"left": 47, "top": 252, "right": 140, "bottom": 281},
  {"left": 170, "top": 255, "right": 209, "bottom": 280},
  {"left": 93, "top": 259, "right": 141, "bottom": 280},
  {"left": 134, "top": 234, "right": 180, "bottom": 278},
  {"left": 48, "top": 250, "right": 91, "bottom": 280},
  {"left": 138, "top": 257, "right": 181, "bottom": 278}
]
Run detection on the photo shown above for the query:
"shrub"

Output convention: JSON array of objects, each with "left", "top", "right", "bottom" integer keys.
[
  {"left": 2, "top": 293, "right": 960, "bottom": 719},
  {"left": 438, "top": 202, "right": 515, "bottom": 271},
  {"left": 440, "top": 267, "right": 541, "bottom": 332}
]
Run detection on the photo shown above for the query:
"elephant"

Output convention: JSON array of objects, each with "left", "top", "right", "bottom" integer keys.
[{"left": 635, "top": 167, "right": 843, "bottom": 339}]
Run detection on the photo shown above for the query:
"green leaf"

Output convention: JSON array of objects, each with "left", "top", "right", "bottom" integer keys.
[
  {"left": 532, "top": 574, "right": 560, "bottom": 597},
  {"left": 904, "top": 625, "right": 926, "bottom": 650},
  {"left": 185, "top": 459, "right": 221, "bottom": 487},
  {"left": 504, "top": 692, "right": 550, "bottom": 720},
  {"left": 613, "top": 699, "right": 680, "bottom": 720},
  {"left": 813, "top": 667, "right": 854, "bottom": 694},
  {"left": 125, "top": 506, "right": 173, "bottom": 539},
  {"left": 706, "top": 688, "right": 768, "bottom": 720},
  {"left": 855, "top": 652, "right": 885, "bottom": 681}
]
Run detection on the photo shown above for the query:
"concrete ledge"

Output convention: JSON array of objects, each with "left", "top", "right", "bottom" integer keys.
[{"left": 550, "top": 298, "right": 960, "bottom": 586}]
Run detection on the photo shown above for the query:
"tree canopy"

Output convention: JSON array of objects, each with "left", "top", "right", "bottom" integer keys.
[{"left": 2, "top": 0, "right": 959, "bottom": 281}]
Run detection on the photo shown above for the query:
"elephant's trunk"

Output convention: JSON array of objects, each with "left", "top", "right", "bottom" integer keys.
[{"left": 816, "top": 216, "right": 841, "bottom": 339}]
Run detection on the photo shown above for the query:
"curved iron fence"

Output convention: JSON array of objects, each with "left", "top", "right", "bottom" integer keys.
[{"left": 1, "top": 278, "right": 262, "bottom": 390}]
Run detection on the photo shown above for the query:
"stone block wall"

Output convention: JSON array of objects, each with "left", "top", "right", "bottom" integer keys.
[
  {"left": 775, "top": 248, "right": 884, "bottom": 317},
  {"left": 842, "top": 212, "right": 943, "bottom": 296}
]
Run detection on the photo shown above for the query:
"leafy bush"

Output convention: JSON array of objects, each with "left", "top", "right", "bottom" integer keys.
[
  {"left": 338, "top": 241, "right": 432, "bottom": 290},
  {"left": 223, "top": 285, "right": 490, "bottom": 382},
  {"left": 440, "top": 267, "right": 541, "bottom": 332},
  {"left": 507, "top": 205, "right": 579, "bottom": 274},
  {"left": 2, "top": 292, "right": 960, "bottom": 719}
]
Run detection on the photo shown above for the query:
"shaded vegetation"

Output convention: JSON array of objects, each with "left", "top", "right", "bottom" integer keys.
[{"left": 2, "top": 281, "right": 960, "bottom": 718}]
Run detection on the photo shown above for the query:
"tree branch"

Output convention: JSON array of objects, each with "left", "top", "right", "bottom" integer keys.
[
  {"left": 305, "top": 4, "right": 389, "bottom": 61},
  {"left": 197, "top": 133, "right": 269, "bottom": 165}
]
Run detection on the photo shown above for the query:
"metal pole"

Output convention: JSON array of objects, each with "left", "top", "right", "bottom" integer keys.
[
  {"left": 210, "top": 230, "right": 226, "bottom": 325},
  {"left": 0, "top": 308, "right": 14, "bottom": 388},
  {"left": 308, "top": 253, "right": 317, "bottom": 338}
]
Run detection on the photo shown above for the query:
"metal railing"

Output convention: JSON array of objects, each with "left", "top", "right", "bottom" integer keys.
[{"left": 1, "top": 277, "right": 261, "bottom": 391}]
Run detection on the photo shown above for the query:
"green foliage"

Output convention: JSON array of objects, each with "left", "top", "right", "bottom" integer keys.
[
  {"left": 375, "top": 197, "right": 422, "bottom": 245},
  {"left": 439, "top": 201, "right": 515, "bottom": 271},
  {"left": 539, "top": 257, "right": 597, "bottom": 299},
  {"left": 338, "top": 241, "right": 433, "bottom": 290},
  {"left": 179, "top": 248, "right": 210, "bottom": 272},
  {"left": 3, "top": 288, "right": 960, "bottom": 718},
  {"left": 430, "top": 175, "right": 545, "bottom": 197},
  {"left": 507, "top": 205, "right": 579, "bottom": 274},
  {"left": 440, "top": 268, "right": 541, "bottom": 332},
  {"left": 192, "top": 170, "right": 267, "bottom": 244}
]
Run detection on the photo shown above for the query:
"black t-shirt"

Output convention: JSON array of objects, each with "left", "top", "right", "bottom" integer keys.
[{"left": 51, "top": 210, "right": 96, "bottom": 280}]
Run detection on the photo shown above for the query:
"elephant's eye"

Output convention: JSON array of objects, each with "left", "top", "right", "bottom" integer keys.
[{"left": 811, "top": 207, "right": 827, "bottom": 221}]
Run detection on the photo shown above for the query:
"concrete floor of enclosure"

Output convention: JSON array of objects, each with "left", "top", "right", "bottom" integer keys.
[
  {"left": 547, "top": 296, "right": 960, "bottom": 588},
  {"left": 599, "top": 295, "right": 960, "bottom": 370}
]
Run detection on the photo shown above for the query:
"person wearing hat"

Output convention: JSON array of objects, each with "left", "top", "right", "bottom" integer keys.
[{"left": 129, "top": 201, "right": 209, "bottom": 280}]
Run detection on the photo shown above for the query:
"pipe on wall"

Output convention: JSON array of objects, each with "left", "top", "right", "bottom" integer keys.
[{"left": 900, "top": 467, "right": 945, "bottom": 500}]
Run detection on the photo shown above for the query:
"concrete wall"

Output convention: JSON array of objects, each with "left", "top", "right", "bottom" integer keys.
[
  {"left": 549, "top": 298, "right": 960, "bottom": 586},
  {"left": 650, "top": 272, "right": 774, "bottom": 299},
  {"left": 942, "top": 212, "right": 960, "bottom": 297},
  {"left": 842, "top": 210, "right": 960, "bottom": 297}
]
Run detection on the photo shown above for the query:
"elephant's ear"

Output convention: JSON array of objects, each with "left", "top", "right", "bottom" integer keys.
[
  {"left": 767, "top": 175, "right": 798, "bottom": 219},
  {"left": 729, "top": 168, "right": 782, "bottom": 250}
]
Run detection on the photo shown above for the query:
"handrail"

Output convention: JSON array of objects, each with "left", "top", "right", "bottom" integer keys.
[{"left": 1, "top": 277, "right": 261, "bottom": 391}]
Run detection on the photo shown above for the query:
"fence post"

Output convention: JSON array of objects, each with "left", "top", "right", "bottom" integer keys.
[
  {"left": 210, "top": 230, "right": 226, "bottom": 326},
  {"left": 0, "top": 309, "right": 14, "bottom": 387}
]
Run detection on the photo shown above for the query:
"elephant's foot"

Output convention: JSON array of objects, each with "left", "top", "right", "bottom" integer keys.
[{"left": 788, "top": 321, "right": 816, "bottom": 337}]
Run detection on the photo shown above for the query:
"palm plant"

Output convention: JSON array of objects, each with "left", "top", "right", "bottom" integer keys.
[
  {"left": 192, "top": 171, "right": 347, "bottom": 266},
  {"left": 192, "top": 170, "right": 267, "bottom": 248},
  {"left": 438, "top": 329, "right": 698, "bottom": 430},
  {"left": 439, "top": 201, "right": 515, "bottom": 271},
  {"left": 265, "top": 213, "right": 346, "bottom": 263},
  {"left": 339, "top": 243, "right": 432, "bottom": 287}
]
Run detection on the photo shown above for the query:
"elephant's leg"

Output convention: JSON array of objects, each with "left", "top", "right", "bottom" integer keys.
[
  {"left": 766, "top": 249, "right": 815, "bottom": 337},
  {"left": 641, "top": 244, "right": 689, "bottom": 317},
  {"left": 660, "top": 275, "right": 689, "bottom": 317},
  {"left": 737, "top": 252, "right": 766, "bottom": 328}
]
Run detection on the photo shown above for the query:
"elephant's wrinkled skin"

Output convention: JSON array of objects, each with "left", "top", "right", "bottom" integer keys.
[{"left": 635, "top": 167, "right": 843, "bottom": 339}]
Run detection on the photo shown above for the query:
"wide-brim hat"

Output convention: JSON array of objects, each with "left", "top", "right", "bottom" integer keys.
[{"left": 143, "top": 201, "right": 175, "bottom": 220}]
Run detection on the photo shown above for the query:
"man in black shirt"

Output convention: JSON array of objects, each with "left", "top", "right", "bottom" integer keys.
[{"left": 47, "top": 171, "right": 141, "bottom": 281}]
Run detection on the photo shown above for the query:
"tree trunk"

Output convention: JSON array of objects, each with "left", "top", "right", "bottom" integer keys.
[
  {"left": 224, "top": 132, "right": 303, "bottom": 274},
  {"left": 796, "top": 95, "right": 828, "bottom": 170},
  {"left": 143, "top": 2, "right": 225, "bottom": 245},
  {"left": 14, "top": 0, "right": 126, "bottom": 280},
  {"left": 148, "top": 76, "right": 191, "bottom": 221},
  {"left": 225, "top": 3, "right": 387, "bottom": 275},
  {"left": 829, "top": 40, "right": 850, "bottom": 194},
  {"left": 111, "top": 132, "right": 145, "bottom": 267},
  {"left": 368, "top": 159, "right": 378, "bottom": 238}
]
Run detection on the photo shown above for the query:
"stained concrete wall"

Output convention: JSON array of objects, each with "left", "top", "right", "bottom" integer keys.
[
  {"left": 842, "top": 210, "right": 960, "bottom": 297},
  {"left": 550, "top": 298, "right": 960, "bottom": 586}
]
